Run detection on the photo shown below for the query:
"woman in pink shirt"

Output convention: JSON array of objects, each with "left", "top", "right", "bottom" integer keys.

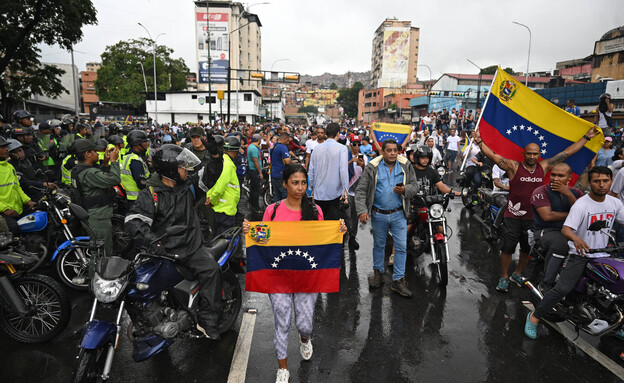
[{"left": 243, "top": 164, "right": 346, "bottom": 383}]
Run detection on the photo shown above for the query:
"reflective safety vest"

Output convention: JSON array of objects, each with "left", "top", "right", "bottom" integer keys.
[
  {"left": 38, "top": 134, "right": 56, "bottom": 166},
  {"left": 120, "top": 135, "right": 129, "bottom": 158},
  {"left": 120, "top": 152, "right": 150, "bottom": 200},
  {"left": 61, "top": 154, "right": 77, "bottom": 186}
]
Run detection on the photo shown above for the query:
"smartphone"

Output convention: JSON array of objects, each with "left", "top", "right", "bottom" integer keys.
[
  {"left": 358, "top": 154, "right": 364, "bottom": 160},
  {"left": 396, "top": 183, "right": 404, "bottom": 187}
]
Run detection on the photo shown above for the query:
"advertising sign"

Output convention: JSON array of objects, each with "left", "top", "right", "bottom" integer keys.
[
  {"left": 379, "top": 27, "right": 410, "bottom": 88},
  {"left": 594, "top": 36, "right": 624, "bottom": 56},
  {"left": 196, "top": 10, "right": 230, "bottom": 84}
]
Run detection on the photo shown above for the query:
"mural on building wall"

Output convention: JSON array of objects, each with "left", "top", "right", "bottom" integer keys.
[
  {"left": 380, "top": 27, "right": 409, "bottom": 88},
  {"left": 196, "top": 9, "right": 230, "bottom": 84}
]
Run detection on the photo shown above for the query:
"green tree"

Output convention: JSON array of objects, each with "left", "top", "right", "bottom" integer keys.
[
  {"left": 298, "top": 105, "right": 318, "bottom": 114},
  {"left": 336, "top": 81, "right": 363, "bottom": 118},
  {"left": 480, "top": 65, "right": 515, "bottom": 75},
  {"left": 0, "top": 0, "right": 98, "bottom": 116},
  {"left": 96, "top": 38, "right": 190, "bottom": 107},
  {"left": 329, "top": 82, "right": 338, "bottom": 90}
]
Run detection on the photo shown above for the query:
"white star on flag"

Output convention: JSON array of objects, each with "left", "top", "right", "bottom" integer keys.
[
  {"left": 542, "top": 149, "right": 547, "bottom": 154},
  {"left": 542, "top": 142, "right": 547, "bottom": 147},
  {"left": 506, "top": 129, "right": 512, "bottom": 135},
  {"left": 520, "top": 125, "right": 525, "bottom": 130},
  {"left": 311, "top": 263, "right": 318, "bottom": 269},
  {"left": 271, "top": 262, "right": 278, "bottom": 268},
  {"left": 287, "top": 249, "right": 293, "bottom": 255},
  {"left": 539, "top": 136, "right": 544, "bottom": 141},
  {"left": 534, "top": 130, "right": 540, "bottom": 135},
  {"left": 295, "top": 249, "right": 301, "bottom": 256},
  {"left": 274, "top": 257, "right": 281, "bottom": 262},
  {"left": 527, "top": 126, "right": 532, "bottom": 131},
  {"left": 512, "top": 126, "right": 518, "bottom": 131},
  {"left": 280, "top": 252, "right": 286, "bottom": 258},
  {"left": 308, "top": 256, "right": 314, "bottom": 262}
]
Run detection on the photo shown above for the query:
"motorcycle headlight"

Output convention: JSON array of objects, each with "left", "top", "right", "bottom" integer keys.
[
  {"left": 430, "top": 204, "right": 444, "bottom": 219},
  {"left": 437, "top": 167, "right": 445, "bottom": 176},
  {"left": 91, "top": 273, "right": 128, "bottom": 303}
]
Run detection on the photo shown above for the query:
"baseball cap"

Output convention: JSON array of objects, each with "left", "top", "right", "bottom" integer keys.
[
  {"left": 605, "top": 136, "right": 613, "bottom": 142},
  {"left": 73, "top": 139, "right": 96, "bottom": 153}
]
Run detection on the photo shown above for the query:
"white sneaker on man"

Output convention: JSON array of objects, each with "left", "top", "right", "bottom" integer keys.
[
  {"left": 388, "top": 253, "right": 395, "bottom": 266},
  {"left": 300, "top": 338, "right": 313, "bottom": 360},
  {"left": 276, "top": 368, "right": 290, "bottom": 383}
]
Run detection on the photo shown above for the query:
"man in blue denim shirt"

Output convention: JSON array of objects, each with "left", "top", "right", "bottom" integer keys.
[{"left": 355, "top": 139, "right": 418, "bottom": 297}]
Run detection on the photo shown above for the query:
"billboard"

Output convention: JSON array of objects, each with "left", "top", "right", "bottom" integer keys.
[
  {"left": 594, "top": 36, "right": 624, "bottom": 56},
  {"left": 379, "top": 27, "right": 410, "bottom": 88},
  {"left": 196, "top": 10, "right": 230, "bottom": 84}
]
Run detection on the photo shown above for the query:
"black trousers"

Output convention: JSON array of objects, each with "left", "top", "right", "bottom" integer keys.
[
  {"left": 347, "top": 195, "right": 359, "bottom": 239},
  {"left": 247, "top": 170, "right": 261, "bottom": 211},
  {"left": 534, "top": 254, "right": 588, "bottom": 320},
  {"left": 315, "top": 197, "right": 343, "bottom": 221},
  {"left": 214, "top": 212, "right": 235, "bottom": 237},
  {"left": 179, "top": 247, "right": 223, "bottom": 328}
]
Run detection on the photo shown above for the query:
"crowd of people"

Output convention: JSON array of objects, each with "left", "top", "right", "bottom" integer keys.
[{"left": 0, "top": 93, "right": 623, "bottom": 381}]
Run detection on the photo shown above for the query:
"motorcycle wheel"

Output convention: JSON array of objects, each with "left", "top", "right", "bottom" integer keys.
[
  {"left": 462, "top": 195, "right": 475, "bottom": 209},
  {"left": 111, "top": 214, "right": 132, "bottom": 257},
  {"left": 0, "top": 274, "right": 71, "bottom": 343},
  {"left": 72, "top": 348, "right": 107, "bottom": 383},
  {"left": 56, "top": 246, "right": 90, "bottom": 290},
  {"left": 434, "top": 243, "right": 448, "bottom": 288},
  {"left": 262, "top": 187, "right": 273, "bottom": 209},
  {"left": 217, "top": 271, "right": 242, "bottom": 334}
]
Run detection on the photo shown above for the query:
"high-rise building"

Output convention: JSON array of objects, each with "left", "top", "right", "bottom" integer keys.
[
  {"left": 370, "top": 18, "right": 420, "bottom": 88},
  {"left": 81, "top": 62, "right": 100, "bottom": 114},
  {"left": 194, "top": 1, "right": 262, "bottom": 92}
]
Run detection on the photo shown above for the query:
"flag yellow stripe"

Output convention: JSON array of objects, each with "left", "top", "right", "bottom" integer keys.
[
  {"left": 491, "top": 68, "right": 603, "bottom": 153},
  {"left": 371, "top": 122, "right": 412, "bottom": 134},
  {"left": 246, "top": 220, "right": 343, "bottom": 247}
]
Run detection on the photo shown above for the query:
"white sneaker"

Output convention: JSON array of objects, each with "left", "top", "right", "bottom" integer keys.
[
  {"left": 300, "top": 337, "right": 313, "bottom": 360},
  {"left": 276, "top": 368, "right": 290, "bottom": 383},
  {"left": 388, "top": 253, "right": 395, "bottom": 266}
]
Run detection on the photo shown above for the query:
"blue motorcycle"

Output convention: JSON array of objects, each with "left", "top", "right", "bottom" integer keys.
[
  {"left": 72, "top": 226, "right": 243, "bottom": 382},
  {"left": 16, "top": 188, "right": 106, "bottom": 290},
  {"left": 473, "top": 188, "right": 507, "bottom": 242}
]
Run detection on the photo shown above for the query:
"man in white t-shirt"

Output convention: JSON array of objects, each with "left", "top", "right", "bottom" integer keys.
[
  {"left": 304, "top": 128, "right": 320, "bottom": 169},
  {"left": 525, "top": 166, "right": 624, "bottom": 339},
  {"left": 444, "top": 128, "right": 461, "bottom": 171},
  {"left": 492, "top": 164, "right": 509, "bottom": 192}
]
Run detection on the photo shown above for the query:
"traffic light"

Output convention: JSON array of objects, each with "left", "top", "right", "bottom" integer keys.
[
  {"left": 284, "top": 74, "right": 299, "bottom": 82},
  {"left": 217, "top": 90, "right": 225, "bottom": 100},
  {"left": 250, "top": 73, "right": 265, "bottom": 79}
]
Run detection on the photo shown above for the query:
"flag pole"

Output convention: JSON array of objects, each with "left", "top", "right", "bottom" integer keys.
[{"left": 458, "top": 67, "right": 499, "bottom": 174}]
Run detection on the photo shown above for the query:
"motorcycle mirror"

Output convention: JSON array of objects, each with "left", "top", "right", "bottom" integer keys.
[
  {"left": 165, "top": 225, "right": 187, "bottom": 236},
  {"left": 588, "top": 220, "right": 607, "bottom": 232},
  {"left": 461, "top": 187, "right": 470, "bottom": 197}
]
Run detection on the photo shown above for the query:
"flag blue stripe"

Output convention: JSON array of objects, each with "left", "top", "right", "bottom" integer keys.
[
  {"left": 247, "top": 244, "right": 342, "bottom": 271},
  {"left": 373, "top": 131, "right": 409, "bottom": 145},
  {"left": 482, "top": 95, "right": 595, "bottom": 175}
]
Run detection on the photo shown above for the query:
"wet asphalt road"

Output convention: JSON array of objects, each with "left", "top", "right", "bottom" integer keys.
[{"left": 2, "top": 199, "right": 624, "bottom": 382}]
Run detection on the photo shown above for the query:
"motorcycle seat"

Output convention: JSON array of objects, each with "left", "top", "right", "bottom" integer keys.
[{"left": 206, "top": 238, "right": 229, "bottom": 258}]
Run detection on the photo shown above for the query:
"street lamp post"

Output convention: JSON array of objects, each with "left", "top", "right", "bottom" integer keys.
[
  {"left": 467, "top": 59, "right": 483, "bottom": 110},
  {"left": 139, "top": 62, "right": 149, "bottom": 121},
  {"left": 270, "top": 58, "right": 289, "bottom": 122},
  {"left": 138, "top": 23, "right": 165, "bottom": 126},
  {"left": 512, "top": 21, "right": 531, "bottom": 86}
]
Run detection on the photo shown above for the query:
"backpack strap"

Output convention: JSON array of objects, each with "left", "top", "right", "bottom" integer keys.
[{"left": 270, "top": 200, "right": 281, "bottom": 221}]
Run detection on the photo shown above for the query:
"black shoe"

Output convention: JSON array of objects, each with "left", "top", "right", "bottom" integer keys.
[
  {"left": 196, "top": 323, "right": 220, "bottom": 340},
  {"left": 391, "top": 278, "right": 413, "bottom": 298},
  {"left": 368, "top": 269, "right": 384, "bottom": 289},
  {"left": 538, "top": 282, "right": 554, "bottom": 295},
  {"left": 349, "top": 238, "right": 360, "bottom": 251}
]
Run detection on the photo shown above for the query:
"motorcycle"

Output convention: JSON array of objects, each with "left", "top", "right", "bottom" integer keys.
[
  {"left": 16, "top": 188, "right": 107, "bottom": 290},
  {"left": 407, "top": 191, "right": 458, "bottom": 287},
  {"left": 472, "top": 188, "right": 507, "bottom": 242},
  {"left": 72, "top": 226, "right": 243, "bottom": 382},
  {"left": 0, "top": 231, "right": 71, "bottom": 343},
  {"left": 522, "top": 220, "right": 624, "bottom": 338}
]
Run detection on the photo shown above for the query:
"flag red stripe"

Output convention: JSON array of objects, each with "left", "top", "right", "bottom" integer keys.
[
  {"left": 479, "top": 119, "right": 581, "bottom": 185},
  {"left": 245, "top": 269, "right": 340, "bottom": 293}
]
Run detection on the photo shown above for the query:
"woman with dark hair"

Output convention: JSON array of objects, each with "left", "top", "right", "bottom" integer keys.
[
  {"left": 243, "top": 163, "right": 346, "bottom": 383},
  {"left": 594, "top": 93, "right": 614, "bottom": 136},
  {"left": 612, "top": 147, "right": 624, "bottom": 179}
]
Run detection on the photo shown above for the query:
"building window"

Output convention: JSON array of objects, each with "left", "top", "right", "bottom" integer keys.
[
  {"left": 192, "top": 95, "right": 198, "bottom": 99},
  {"left": 244, "top": 93, "right": 252, "bottom": 101}
]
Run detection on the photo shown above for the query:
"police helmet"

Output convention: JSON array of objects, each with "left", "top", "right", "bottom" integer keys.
[
  {"left": 127, "top": 129, "right": 149, "bottom": 146},
  {"left": 61, "top": 114, "right": 74, "bottom": 126},
  {"left": 7, "top": 139, "right": 23, "bottom": 152},
  {"left": 107, "top": 135, "right": 124, "bottom": 146},
  {"left": 223, "top": 136, "right": 241, "bottom": 152},
  {"left": 12, "top": 110, "right": 33, "bottom": 123},
  {"left": 213, "top": 135, "right": 225, "bottom": 147},
  {"left": 0, "top": 136, "right": 8, "bottom": 147},
  {"left": 94, "top": 139, "right": 109, "bottom": 151},
  {"left": 152, "top": 144, "right": 200, "bottom": 182},
  {"left": 48, "top": 119, "right": 62, "bottom": 129}
]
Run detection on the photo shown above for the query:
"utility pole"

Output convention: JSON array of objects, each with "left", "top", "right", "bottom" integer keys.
[
  {"left": 206, "top": 1, "right": 212, "bottom": 125},
  {"left": 70, "top": 47, "right": 80, "bottom": 118}
]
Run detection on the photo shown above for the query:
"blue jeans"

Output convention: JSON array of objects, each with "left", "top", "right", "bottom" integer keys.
[
  {"left": 272, "top": 177, "right": 288, "bottom": 203},
  {"left": 371, "top": 210, "right": 407, "bottom": 281}
]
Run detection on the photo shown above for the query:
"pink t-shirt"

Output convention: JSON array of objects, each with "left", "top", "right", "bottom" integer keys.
[{"left": 263, "top": 201, "right": 325, "bottom": 221}]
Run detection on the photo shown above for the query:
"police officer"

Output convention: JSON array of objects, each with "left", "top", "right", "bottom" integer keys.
[
  {"left": 125, "top": 144, "right": 222, "bottom": 339},
  {"left": 74, "top": 122, "right": 91, "bottom": 141},
  {"left": 60, "top": 142, "right": 78, "bottom": 187},
  {"left": 107, "top": 135, "right": 125, "bottom": 153},
  {"left": 0, "top": 136, "right": 37, "bottom": 235},
  {"left": 8, "top": 139, "right": 57, "bottom": 201},
  {"left": 71, "top": 139, "right": 121, "bottom": 256},
  {"left": 206, "top": 136, "right": 241, "bottom": 236},
  {"left": 35, "top": 121, "right": 57, "bottom": 171},
  {"left": 58, "top": 114, "right": 75, "bottom": 156},
  {"left": 121, "top": 130, "right": 150, "bottom": 204}
]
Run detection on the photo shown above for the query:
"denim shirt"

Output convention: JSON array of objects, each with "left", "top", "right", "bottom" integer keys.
[{"left": 373, "top": 160, "right": 404, "bottom": 210}]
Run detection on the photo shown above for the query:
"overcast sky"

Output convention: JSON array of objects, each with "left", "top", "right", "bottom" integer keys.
[{"left": 40, "top": 0, "right": 624, "bottom": 81}]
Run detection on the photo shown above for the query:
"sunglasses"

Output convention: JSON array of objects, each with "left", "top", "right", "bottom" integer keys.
[{"left": 351, "top": 142, "right": 361, "bottom": 146}]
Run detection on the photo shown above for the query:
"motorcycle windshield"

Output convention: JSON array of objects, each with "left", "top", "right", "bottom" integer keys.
[{"left": 96, "top": 256, "right": 132, "bottom": 279}]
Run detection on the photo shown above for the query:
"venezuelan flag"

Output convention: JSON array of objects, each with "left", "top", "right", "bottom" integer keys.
[
  {"left": 479, "top": 67, "right": 603, "bottom": 184},
  {"left": 245, "top": 221, "right": 343, "bottom": 294},
  {"left": 371, "top": 122, "right": 412, "bottom": 146}
]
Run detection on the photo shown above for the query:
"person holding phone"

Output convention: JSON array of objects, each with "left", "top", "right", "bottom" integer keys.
[
  {"left": 355, "top": 138, "right": 418, "bottom": 297},
  {"left": 346, "top": 138, "right": 367, "bottom": 250}
]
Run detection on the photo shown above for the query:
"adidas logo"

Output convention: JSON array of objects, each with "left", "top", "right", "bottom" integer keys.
[{"left": 520, "top": 177, "right": 543, "bottom": 182}]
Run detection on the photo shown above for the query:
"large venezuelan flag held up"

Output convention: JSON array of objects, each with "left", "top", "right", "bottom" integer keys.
[
  {"left": 245, "top": 221, "right": 343, "bottom": 294},
  {"left": 371, "top": 122, "right": 412, "bottom": 146},
  {"left": 478, "top": 67, "right": 603, "bottom": 183}
]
